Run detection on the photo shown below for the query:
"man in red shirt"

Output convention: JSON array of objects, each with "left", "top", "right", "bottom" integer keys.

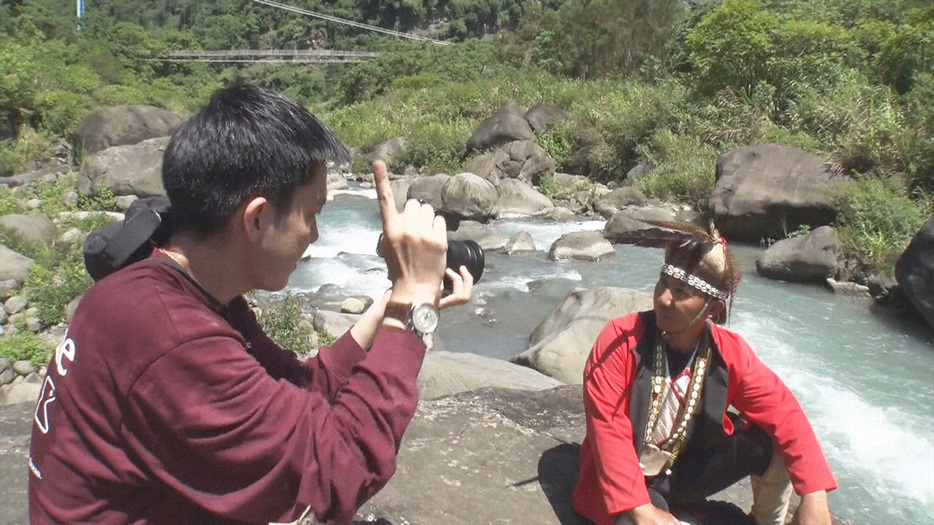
[
  {"left": 28, "top": 85, "right": 472, "bottom": 524},
  {"left": 572, "top": 223, "right": 836, "bottom": 525}
]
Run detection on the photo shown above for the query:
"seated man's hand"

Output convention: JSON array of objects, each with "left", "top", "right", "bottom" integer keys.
[
  {"left": 615, "top": 503, "right": 683, "bottom": 525},
  {"left": 791, "top": 490, "right": 831, "bottom": 525}
]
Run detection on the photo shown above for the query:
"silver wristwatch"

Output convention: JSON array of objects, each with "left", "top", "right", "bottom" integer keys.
[{"left": 385, "top": 301, "right": 440, "bottom": 341}]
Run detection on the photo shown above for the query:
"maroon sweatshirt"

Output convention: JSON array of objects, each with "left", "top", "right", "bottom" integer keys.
[{"left": 28, "top": 257, "right": 425, "bottom": 524}]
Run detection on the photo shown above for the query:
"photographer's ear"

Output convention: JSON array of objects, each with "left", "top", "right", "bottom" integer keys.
[{"left": 242, "top": 196, "right": 271, "bottom": 242}]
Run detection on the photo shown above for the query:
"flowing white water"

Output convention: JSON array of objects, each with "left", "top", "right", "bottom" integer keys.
[{"left": 287, "top": 188, "right": 934, "bottom": 524}]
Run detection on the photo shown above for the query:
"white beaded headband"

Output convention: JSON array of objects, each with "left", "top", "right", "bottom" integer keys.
[{"left": 661, "top": 263, "right": 731, "bottom": 301}]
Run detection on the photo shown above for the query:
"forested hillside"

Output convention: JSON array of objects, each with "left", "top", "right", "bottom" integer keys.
[{"left": 1, "top": 0, "right": 932, "bottom": 271}]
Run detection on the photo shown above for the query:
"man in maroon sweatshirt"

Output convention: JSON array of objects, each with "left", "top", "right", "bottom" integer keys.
[{"left": 28, "top": 85, "right": 472, "bottom": 524}]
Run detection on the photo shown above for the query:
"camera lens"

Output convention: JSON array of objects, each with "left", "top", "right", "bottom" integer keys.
[
  {"left": 375, "top": 234, "right": 485, "bottom": 293},
  {"left": 445, "top": 239, "right": 484, "bottom": 293}
]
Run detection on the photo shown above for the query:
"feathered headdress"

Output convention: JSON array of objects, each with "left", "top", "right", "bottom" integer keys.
[{"left": 621, "top": 219, "right": 741, "bottom": 323}]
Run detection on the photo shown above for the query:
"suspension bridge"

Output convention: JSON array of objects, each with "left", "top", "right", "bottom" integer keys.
[{"left": 142, "top": 0, "right": 448, "bottom": 64}]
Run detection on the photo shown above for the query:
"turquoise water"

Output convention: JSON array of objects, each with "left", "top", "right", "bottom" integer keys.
[{"left": 288, "top": 190, "right": 934, "bottom": 524}]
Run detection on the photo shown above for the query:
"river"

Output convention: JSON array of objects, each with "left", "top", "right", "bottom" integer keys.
[{"left": 287, "top": 186, "right": 934, "bottom": 525}]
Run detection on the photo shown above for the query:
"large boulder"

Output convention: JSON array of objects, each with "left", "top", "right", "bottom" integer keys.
[
  {"left": 496, "top": 178, "right": 554, "bottom": 217},
  {"left": 0, "top": 214, "right": 57, "bottom": 245},
  {"left": 592, "top": 187, "right": 648, "bottom": 219},
  {"left": 406, "top": 173, "right": 451, "bottom": 209},
  {"left": 709, "top": 144, "right": 850, "bottom": 242},
  {"left": 548, "top": 231, "right": 615, "bottom": 262},
  {"left": 447, "top": 221, "right": 510, "bottom": 253},
  {"left": 441, "top": 173, "right": 499, "bottom": 222},
  {"left": 523, "top": 104, "right": 569, "bottom": 134},
  {"left": 367, "top": 137, "right": 407, "bottom": 167},
  {"left": 0, "top": 245, "right": 33, "bottom": 287},
  {"left": 356, "top": 385, "right": 590, "bottom": 525},
  {"left": 603, "top": 206, "right": 690, "bottom": 244},
  {"left": 756, "top": 226, "right": 842, "bottom": 284},
  {"left": 464, "top": 103, "right": 534, "bottom": 154},
  {"left": 418, "top": 351, "right": 563, "bottom": 400},
  {"left": 464, "top": 140, "right": 556, "bottom": 186},
  {"left": 77, "top": 137, "right": 169, "bottom": 198},
  {"left": 895, "top": 215, "right": 934, "bottom": 330},
  {"left": 73, "top": 105, "right": 182, "bottom": 155},
  {"left": 511, "top": 287, "right": 653, "bottom": 384}
]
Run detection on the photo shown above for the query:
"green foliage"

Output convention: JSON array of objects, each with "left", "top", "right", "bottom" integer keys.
[
  {"left": 536, "top": 173, "right": 563, "bottom": 199},
  {"left": 501, "top": 0, "right": 685, "bottom": 79},
  {"left": 635, "top": 130, "right": 721, "bottom": 210},
  {"left": 254, "top": 294, "right": 316, "bottom": 354},
  {"left": 833, "top": 175, "right": 928, "bottom": 272},
  {"left": 0, "top": 331, "right": 54, "bottom": 368},
  {"left": 22, "top": 245, "right": 93, "bottom": 327},
  {"left": 534, "top": 118, "right": 574, "bottom": 168}
]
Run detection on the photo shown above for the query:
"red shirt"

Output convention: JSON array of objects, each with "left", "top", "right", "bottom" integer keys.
[
  {"left": 572, "top": 313, "right": 837, "bottom": 525},
  {"left": 29, "top": 257, "right": 425, "bottom": 524}
]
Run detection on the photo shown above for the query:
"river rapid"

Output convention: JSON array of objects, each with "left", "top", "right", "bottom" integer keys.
[{"left": 286, "top": 187, "right": 934, "bottom": 525}]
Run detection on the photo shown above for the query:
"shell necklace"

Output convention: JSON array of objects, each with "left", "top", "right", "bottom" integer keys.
[{"left": 639, "top": 329, "right": 711, "bottom": 477}]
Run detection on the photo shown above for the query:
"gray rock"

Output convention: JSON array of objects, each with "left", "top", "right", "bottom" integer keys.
[
  {"left": 513, "top": 287, "right": 654, "bottom": 384},
  {"left": 0, "top": 402, "right": 31, "bottom": 525},
  {"left": 543, "top": 206, "right": 576, "bottom": 221},
  {"left": 326, "top": 170, "right": 348, "bottom": 193},
  {"left": 548, "top": 231, "right": 615, "bottom": 262},
  {"left": 340, "top": 296, "right": 371, "bottom": 315},
  {"left": 523, "top": 104, "right": 569, "bottom": 133},
  {"left": 61, "top": 190, "right": 79, "bottom": 208},
  {"left": 312, "top": 309, "right": 359, "bottom": 339},
  {"left": 4, "top": 296, "right": 27, "bottom": 315},
  {"left": 115, "top": 194, "right": 139, "bottom": 210},
  {"left": 441, "top": 173, "right": 499, "bottom": 222},
  {"left": 463, "top": 148, "right": 510, "bottom": 185},
  {"left": 0, "top": 245, "right": 33, "bottom": 286},
  {"left": 709, "top": 144, "right": 851, "bottom": 242},
  {"left": 447, "top": 221, "right": 510, "bottom": 252},
  {"left": 465, "top": 103, "right": 535, "bottom": 154},
  {"left": 77, "top": 136, "right": 169, "bottom": 198},
  {"left": 496, "top": 178, "right": 554, "bottom": 217},
  {"left": 825, "top": 279, "right": 871, "bottom": 297},
  {"left": 0, "top": 359, "right": 13, "bottom": 385},
  {"left": 59, "top": 227, "right": 84, "bottom": 245},
  {"left": 756, "top": 226, "right": 842, "bottom": 284},
  {"left": 73, "top": 104, "right": 182, "bottom": 155},
  {"left": 895, "top": 215, "right": 934, "bottom": 330},
  {"left": 501, "top": 140, "right": 556, "bottom": 185},
  {"left": 0, "top": 214, "right": 57, "bottom": 245},
  {"left": 592, "top": 187, "right": 648, "bottom": 218},
  {"left": 356, "top": 385, "right": 588, "bottom": 525},
  {"left": 505, "top": 231, "right": 536, "bottom": 254},
  {"left": 603, "top": 206, "right": 685, "bottom": 243},
  {"left": 389, "top": 177, "right": 412, "bottom": 212},
  {"left": 418, "top": 351, "right": 563, "bottom": 400},
  {"left": 2, "top": 373, "right": 41, "bottom": 406},
  {"left": 406, "top": 173, "right": 451, "bottom": 209},
  {"left": 367, "top": 137, "right": 407, "bottom": 167},
  {"left": 12, "top": 360, "right": 34, "bottom": 376}
]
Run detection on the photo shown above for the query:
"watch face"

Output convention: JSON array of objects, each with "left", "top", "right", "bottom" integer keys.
[{"left": 411, "top": 303, "right": 440, "bottom": 334}]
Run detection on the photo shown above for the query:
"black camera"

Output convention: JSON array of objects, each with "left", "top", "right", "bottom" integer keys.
[{"left": 376, "top": 210, "right": 484, "bottom": 294}]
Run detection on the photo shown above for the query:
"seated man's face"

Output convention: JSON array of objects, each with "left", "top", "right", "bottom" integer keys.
[
  {"left": 251, "top": 163, "right": 328, "bottom": 291},
  {"left": 653, "top": 272, "right": 709, "bottom": 336}
]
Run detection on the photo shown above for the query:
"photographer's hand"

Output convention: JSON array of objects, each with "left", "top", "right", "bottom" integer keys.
[
  {"left": 439, "top": 266, "right": 473, "bottom": 310},
  {"left": 374, "top": 161, "right": 447, "bottom": 309}
]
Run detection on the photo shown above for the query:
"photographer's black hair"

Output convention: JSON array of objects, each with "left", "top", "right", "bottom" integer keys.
[{"left": 162, "top": 84, "right": 350, "bottom": 236}]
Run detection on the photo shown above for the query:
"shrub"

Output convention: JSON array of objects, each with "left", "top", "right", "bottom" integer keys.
[
  {"left": 635, "top": 130, "right": 721, "bottom": 210},
  {"left": 254, "top": 293, "right": 317, "bottom": 355},
  {"left": 833, "top": 175, "right": 928, "bottom": 272},
  {"left": 0, "top": 331, "right": 54, "bottom": 367}
]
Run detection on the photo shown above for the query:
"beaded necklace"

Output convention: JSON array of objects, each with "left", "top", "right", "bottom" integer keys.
[{"left": 639, "top": 329, "right": 712, "bottom": 477}]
